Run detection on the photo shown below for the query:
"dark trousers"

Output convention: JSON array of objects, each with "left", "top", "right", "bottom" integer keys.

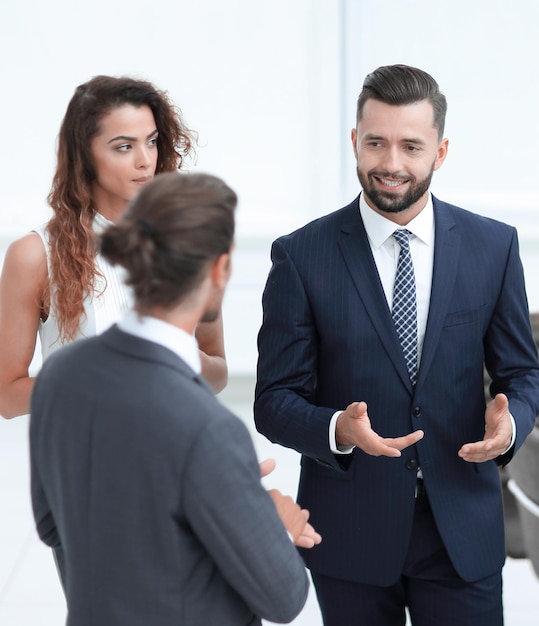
[{"left": 311, "top": 494, "right": 503, "bottom": 626}]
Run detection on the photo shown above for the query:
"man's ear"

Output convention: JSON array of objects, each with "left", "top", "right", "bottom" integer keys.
[
  {"left": 351, "top": 127, "right": 358, "bottom": 160},
  {"left": 210, "top": 251, "right": 232, "bottom": 290},
  {"left": 434, "top": 137, "right": 449, "bottom": 171}
]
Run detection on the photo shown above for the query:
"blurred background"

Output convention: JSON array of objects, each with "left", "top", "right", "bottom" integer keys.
[
  {"left": 1, "top": 1, "right": 539, "bottom": 624},
  {"left": 1, "top": 0, "right": 539, "bottom": 375}
]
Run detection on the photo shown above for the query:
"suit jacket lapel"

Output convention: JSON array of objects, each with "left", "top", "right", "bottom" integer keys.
[
  {"left": 337, "top": 202, "right": 413, "bottom": 390},
  {"left": 416, "top": 197, "right": 459, "bottom": 387}
]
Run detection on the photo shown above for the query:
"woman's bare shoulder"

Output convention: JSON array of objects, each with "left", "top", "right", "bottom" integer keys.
[
  {"left": 1, "top": 232, "right": 48, "bottom": 289},
  {"left": 3, "top": 232, "right": 47, "bottom": 271}
]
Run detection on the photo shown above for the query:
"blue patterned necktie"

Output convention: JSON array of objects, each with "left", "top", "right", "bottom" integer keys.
[{"left": 392, "top": 229, "right": 418, "bottom": 386}]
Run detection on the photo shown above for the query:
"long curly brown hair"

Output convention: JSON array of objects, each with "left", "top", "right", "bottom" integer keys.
[{"left": 45, "top": 75, "right": 196, "bottom": 341}]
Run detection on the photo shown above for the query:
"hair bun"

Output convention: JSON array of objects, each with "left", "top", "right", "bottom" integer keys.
[{"left": 138, "top": 218, "right": 155, "bottom": 238}]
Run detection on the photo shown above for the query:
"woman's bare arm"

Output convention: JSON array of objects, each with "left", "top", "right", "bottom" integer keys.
[
  {"left": 195, "top": 310, "right": 228, "bottom": 394},
  {"left": 0, "top": 234, "right": 47, "bottom": 418}
]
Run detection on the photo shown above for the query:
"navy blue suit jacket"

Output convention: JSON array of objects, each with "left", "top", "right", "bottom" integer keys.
[{"left": 254, "top": 195, "right": 539, "bottom": 586}]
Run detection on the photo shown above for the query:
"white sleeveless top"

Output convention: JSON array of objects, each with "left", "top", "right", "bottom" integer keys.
[{"left": 35, "top": 213, "right": 133, "bottom": 361}]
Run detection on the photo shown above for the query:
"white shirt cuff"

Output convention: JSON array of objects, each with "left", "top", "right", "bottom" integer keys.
[
  {"left": 502, "top": 413, "right": 516, "bottom": 455},
  {"left": 329, "top": 410, "right": 355, "bottom": 455}
]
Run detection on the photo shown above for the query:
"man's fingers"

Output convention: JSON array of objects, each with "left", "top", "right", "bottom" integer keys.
[
  {"left": 340, "top": 401, "right": 423, "bottom": 457},
  {"left": 366, "top": 429, "right": 424, "bottom": 457},
  {"left": 348, "top": 401, "right": 368, "bottom": 418},
  {"left": 458, "top": 438, "right": 506, "bottom": 462},
  {"left": 295, "top": 522, "right": 322, "bottom": 548},
  {"left": 493, "top": 393, "right": 509, "bottom": 412},
  {"left": 392, "top": 429, "right": 425, "bottom": 450},
  {"left": 383, "top": 430, "right": 424, "bottom": 452},
  {"left": 259, "top": 458, "right": 276, "bottom": 478}
]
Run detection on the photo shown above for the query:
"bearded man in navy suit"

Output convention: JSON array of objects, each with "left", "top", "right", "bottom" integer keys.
[{"left": 254, "top": 64, "right": 539, "bottom": 625}]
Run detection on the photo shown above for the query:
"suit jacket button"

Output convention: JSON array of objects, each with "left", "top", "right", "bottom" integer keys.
[
  {"left": 413, "top": 406, "right": 421, "bottom": 417},
  {"left": 406, "top": 459, "right": 418, "bottom": 470}
]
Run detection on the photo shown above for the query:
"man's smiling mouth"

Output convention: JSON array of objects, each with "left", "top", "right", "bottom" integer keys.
[{"left": 375, "top": 177, "right": 408, "bottom": 188}]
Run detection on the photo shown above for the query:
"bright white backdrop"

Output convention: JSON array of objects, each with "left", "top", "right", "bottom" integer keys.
[
  {"left": 2, "top": 3, "right": 539, "bottom": 624},
  {"left": 1, "top": 0, "right": 538, "bottom": 373}
]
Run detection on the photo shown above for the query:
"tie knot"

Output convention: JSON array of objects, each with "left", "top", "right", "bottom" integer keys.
[{"left": 393, "top": 229, "right": 411, "bottom": 248}]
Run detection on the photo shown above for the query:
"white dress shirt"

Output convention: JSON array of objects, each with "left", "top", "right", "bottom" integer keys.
[
  {"left": 359, "top": 192, "right": 434, "bottom": 358},
  {"left": 117, "top": 310, "right": 201, "bottom": 375},
  {"left": 329, "top": 193, "right": 433, "bottom": 453}
]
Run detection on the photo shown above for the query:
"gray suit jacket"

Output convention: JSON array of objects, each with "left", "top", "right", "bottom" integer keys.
[{"left": 31, "top": 326, "right": 308, "bottom": 625}]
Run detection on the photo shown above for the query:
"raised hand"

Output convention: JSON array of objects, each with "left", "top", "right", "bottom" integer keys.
[
  {"left": 260, "top": 458, "right": 322, "bottom": 548},
  {"left": 267, "top": 489, "right": 322, "bottom": 548},
  {"left": 458, "top": 393, "right": 513, "bottom": 462},
  {"left": 336, "top": 401, "right": 424, "bottom": 457}
]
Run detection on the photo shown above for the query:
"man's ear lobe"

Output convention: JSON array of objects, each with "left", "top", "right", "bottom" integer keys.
[
  {"left": 434, "top": 137, "right": 449, "bottom": 170},
  {"left": 211, "top": 252, "right": 232, "bottom": 289},
  {"left": 351, "top": 128, "right": 358, "bottom": 157}
]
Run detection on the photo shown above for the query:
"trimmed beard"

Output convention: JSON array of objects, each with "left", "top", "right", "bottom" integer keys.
[
  {"left": 200, "top": 306, "right": 220, "bottom": 324},
  {"left": 357, "top": 166, "right": 434, "bottom": 214}
]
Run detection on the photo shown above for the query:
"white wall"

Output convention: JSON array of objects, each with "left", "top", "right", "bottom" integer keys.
[{"left": 1, "top": 0, "right": 538, "bottom": 375}]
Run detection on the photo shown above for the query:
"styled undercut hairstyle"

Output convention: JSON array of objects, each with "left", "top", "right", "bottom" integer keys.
[
  {"left": 100, "top": 172, "right": 236, "bottom": 313},
  {"left": 356, "top": 64, "right": 447, "bottom": 139}
]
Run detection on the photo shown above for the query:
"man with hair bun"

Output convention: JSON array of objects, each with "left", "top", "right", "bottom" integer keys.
[{"left": 30, "top": 171, "right": 319, "bottom": 626}]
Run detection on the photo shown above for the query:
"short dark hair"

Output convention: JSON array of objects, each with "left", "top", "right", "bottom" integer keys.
[
  {"left": 356, "top": 64, "right": 447, "bottom": 138},
  {"left": 100, "top": 172, "right": 236, "bottom": 313}
]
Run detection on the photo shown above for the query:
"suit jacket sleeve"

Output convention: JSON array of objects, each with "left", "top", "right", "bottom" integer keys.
[
  {"left": 182, "top": 410, "right": 309, "bottom": 624},
  {"left": 30, "top": 391, "right": 61, "bottom": 548},
  {"left": 484, "top": 226, "right": 539, "bottom": 462},
  {"left": 254, "top": 238, "right": 348, "bottom": 469}
]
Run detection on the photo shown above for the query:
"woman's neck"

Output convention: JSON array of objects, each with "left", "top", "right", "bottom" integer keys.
[{"left": 91, "top": 187, "right": 129, "bottom": 223}]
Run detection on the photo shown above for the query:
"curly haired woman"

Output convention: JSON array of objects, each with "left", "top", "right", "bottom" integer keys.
[{"left": 0, "top": 75, "right": 227, "bottom": 421}]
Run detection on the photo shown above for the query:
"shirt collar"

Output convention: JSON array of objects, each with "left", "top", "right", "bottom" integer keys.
[
  {"left": 92, "top": 212, "right": 114, "bottom": 235},
  {"left": 117, "top": 310, "right": 202, "bottom": 375},
  {"left": 359, "top": 192, "right": 434, "bottom": 249}
]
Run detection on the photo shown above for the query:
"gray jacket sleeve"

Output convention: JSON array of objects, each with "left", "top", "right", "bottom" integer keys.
[{"left": 182, "top": 413, "right": 309, "bottom": 624}]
